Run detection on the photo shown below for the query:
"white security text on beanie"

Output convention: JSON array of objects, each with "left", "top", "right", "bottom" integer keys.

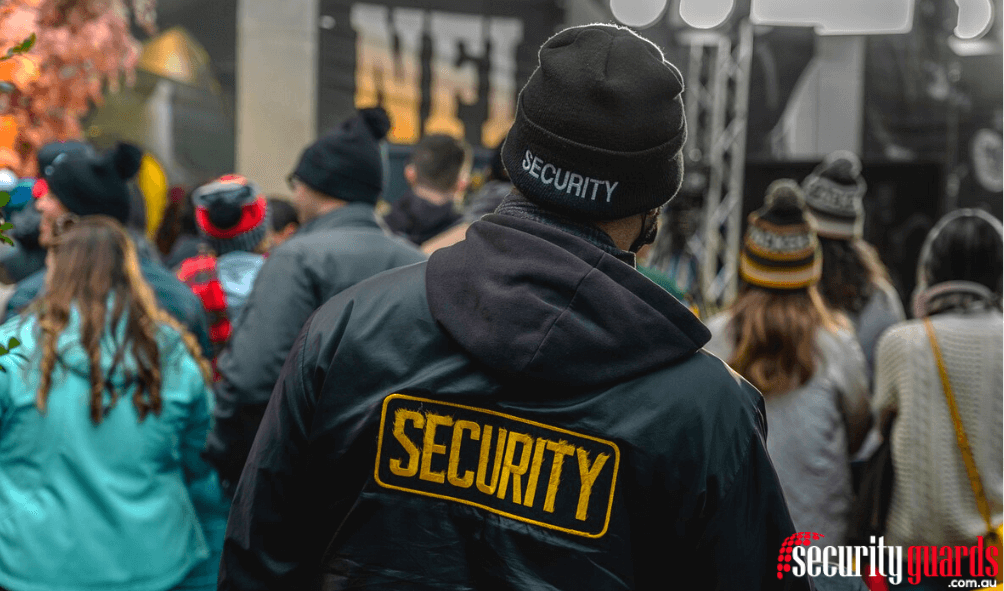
[{"left": 522, "top": 150, "right": 618, "bottom": 202}]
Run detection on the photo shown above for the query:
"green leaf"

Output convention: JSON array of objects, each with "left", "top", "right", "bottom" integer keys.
[
  {"left": 1, "top": 33, "right": 35, "bottom": 61},
  {"left": 0, "top": 338, "right": 18, "bottom": 358},
  {"left": 0, "top": 221, "right": 13, "bottom": 246},
  {"left": 14, "top": 33, "right": 36, "bottom": 54}
]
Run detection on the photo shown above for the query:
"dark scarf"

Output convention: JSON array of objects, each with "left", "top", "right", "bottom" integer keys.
[{"left": 495, "top": 192, "right": 636, "bottom": 267}]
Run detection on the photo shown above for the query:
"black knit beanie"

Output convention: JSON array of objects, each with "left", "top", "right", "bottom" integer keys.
[
  {"left": 501, "top": 24, "right": 687, "bottom": 221},
  {"left": 37, "top": 141, "right": 94, "bottom": 179},
  {"left": 45, "top": 142, "right": 142, "bottom": 224},
  {"left": 291, "top": 107, "right": 391, "bottom": 204}
]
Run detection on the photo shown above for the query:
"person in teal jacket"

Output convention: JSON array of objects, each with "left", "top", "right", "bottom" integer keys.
[{"left": 0, "top": 216, "right": 217, "bottom": 591}]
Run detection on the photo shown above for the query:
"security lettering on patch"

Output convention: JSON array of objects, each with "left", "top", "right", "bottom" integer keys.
[
  {"left": 374, "top": 393, "right": 620, "bottom": 538},
  {"left": 521, "top": 150, "right": 618, "bottom": 202}
]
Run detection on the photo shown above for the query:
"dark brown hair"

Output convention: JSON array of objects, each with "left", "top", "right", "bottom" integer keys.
[
  {"left": 818, "top": 237, "right": 893, "bottom": 314},
  {"left": 33, "top": 216, "right": 211, "bottom": 424},
  {"left": 727, "top": 283, "right": 846, "bottom": 395},
  {"left": 410, "top": 134, "right": 472, "bottom": 192},
  {"left": 922, "top": 211, "right": 1003, "bottom": 296},
  {"left": 155, "top": 186, "right": 199, "bottom": 257}
]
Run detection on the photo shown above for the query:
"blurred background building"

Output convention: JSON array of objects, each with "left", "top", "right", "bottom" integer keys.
[{"left": 71, "top": 0, "right": 1002, "bottom": 308}]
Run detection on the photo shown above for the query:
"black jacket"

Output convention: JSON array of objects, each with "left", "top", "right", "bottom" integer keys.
[
  {"left": 220, "top": 212, "right": 813, "bottom": 591},
  {"left": 204, "top": 202, "right": 426, "bottom": 490},
  {"left": 383, "top": 188, "right": 462, "bottom": 245}
]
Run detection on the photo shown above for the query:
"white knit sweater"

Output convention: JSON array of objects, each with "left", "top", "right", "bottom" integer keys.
[{"left": 873, "top": 311, "right": 1003, "bottom": 547}]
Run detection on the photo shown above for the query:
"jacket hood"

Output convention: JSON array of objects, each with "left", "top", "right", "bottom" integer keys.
[{"left": 426, "top": 214, "right": 710, "bottom": 388}]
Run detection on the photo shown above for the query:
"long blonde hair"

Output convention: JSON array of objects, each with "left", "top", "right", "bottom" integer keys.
[
  {"left": 32, "top": 216, "right": 212, "bottom": 424},
  {"left": 726, "top": 283, "right": 847, "bottom": 395}
]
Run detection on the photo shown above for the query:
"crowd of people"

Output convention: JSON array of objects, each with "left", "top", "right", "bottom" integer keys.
[{"left": 0, "top": 23, "right": 1000, "bottom": 591}]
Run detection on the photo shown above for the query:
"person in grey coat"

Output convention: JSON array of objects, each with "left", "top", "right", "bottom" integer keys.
[
  {"left": 203, "top": 108, "right": 426, "bottom": 494},
  {"left": 801, "top": 151, "right": 904, "bottom": 381}
]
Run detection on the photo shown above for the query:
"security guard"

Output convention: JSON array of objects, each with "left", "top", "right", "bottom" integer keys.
[{"left": 220, "top": 24, "right": 812, "bottom": 591}]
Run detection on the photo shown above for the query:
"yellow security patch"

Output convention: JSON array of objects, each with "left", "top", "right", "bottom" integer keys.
[{"left": 374, "top": 394, "right": 620, "bottom": 538}]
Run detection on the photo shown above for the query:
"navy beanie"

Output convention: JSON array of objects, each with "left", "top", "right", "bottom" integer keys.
[
  {"left": 501, "top": 24, "right": 687, "bottom": 221},
  {"left": 37, "top": 141, "right": 94, "bottom": 179},
  {"left": 291, "top": 107, "right": 391, "bottom": 204},
  {"left": 45, "top": 142, "right": 142, "bottom": 224}
]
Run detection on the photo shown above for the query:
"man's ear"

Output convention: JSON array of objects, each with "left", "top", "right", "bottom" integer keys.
[{"left": 404, "top": 164, "right": 418, "bottom": 186}]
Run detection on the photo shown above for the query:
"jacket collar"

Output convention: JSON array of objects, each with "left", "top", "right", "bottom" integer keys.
[
  {"left": 495, "top": 192, "right": 636, "bottom": 267},
  {"left": 300, "top": 202, "right": 381, "bottom": 234}
]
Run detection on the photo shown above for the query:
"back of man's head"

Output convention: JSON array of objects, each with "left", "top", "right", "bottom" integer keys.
[
  {"left": 408, "top": 134, "right": 472, "bottom": 193},
  {"left": 501, "top": 24, "right": 687, "bottom": 221}
]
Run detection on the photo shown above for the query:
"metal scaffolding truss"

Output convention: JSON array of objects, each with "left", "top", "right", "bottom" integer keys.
[{"left": 682, "top": 19, "right": 754, "bottom": 312}]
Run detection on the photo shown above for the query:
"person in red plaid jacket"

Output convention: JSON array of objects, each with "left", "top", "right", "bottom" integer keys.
[
  {"left": 175, "top": 174, "right": 275, "bottom": 589},
  {"left": 177, "top": 174, "right": 272, "bottom": 372}
]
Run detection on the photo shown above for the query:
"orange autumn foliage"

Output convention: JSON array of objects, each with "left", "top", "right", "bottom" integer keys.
[
  {"left": 0, "top": 0, "right": 157, "bottom": 176},
  {"left": 0, "top": 56, "right": 40, "bottom": 89},
  {"left": 0, "top": 115, "right": 19, "bottom": 169}
]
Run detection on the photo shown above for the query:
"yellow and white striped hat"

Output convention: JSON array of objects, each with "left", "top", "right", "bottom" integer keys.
[{"left": 739, "top": 179, "right": 822, "bottom": 290}]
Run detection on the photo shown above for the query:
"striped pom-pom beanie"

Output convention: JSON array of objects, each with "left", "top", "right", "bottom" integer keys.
[
  {"left": 192, "top": 174, "right": 271, "bottom": 255},
  {"left": 740, "top": 179, "right": 822, "bottom": 290},
  {"left": 801, "top": 150, "right": 866, "bottom": 240}
]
